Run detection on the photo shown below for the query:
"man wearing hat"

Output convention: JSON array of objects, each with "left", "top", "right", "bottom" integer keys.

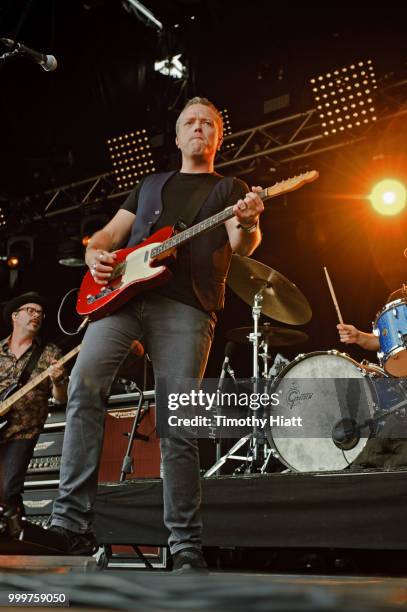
[{"left": 0, "top": 292, "right": 68, "bottom": 513}]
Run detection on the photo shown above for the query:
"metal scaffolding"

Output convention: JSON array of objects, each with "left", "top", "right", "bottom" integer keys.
[{"left": 3, "top": 77, "right": 407, "bottom": 229}]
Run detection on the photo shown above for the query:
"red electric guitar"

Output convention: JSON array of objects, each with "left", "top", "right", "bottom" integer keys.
[{"left": 77, "top": 170, "right": 319, "bottom": 320}]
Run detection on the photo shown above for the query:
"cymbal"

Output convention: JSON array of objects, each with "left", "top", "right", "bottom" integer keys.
[
  {"left": 226, "top": 324, "right": 309, "bottom": 346},
  {"left": 227, "top": 255, "right": 312, "bottom": 325}
]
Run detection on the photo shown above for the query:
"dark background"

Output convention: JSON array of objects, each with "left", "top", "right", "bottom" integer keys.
[{"left": 0, "top": 0, "right": 406, "bottom": 379}]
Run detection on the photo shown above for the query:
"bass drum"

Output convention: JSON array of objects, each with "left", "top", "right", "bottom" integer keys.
[{"left": 266, "top": 351, "right": 384, "bottom": 472}]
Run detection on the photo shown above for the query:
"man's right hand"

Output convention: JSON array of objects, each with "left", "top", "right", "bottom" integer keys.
[
  {"left": 337, "top": 323, "right": 360, "bottom": 345},
  {"left": 86, "top": 248, "right": 117, "bottom": 285},
  {"left": 337, "top": 323, "right": 380, "bottom": 351}
]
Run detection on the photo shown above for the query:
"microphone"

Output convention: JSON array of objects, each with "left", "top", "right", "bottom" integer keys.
[
  {"left": 331, "top": 418, "right": 360, "bottom": 451},
  {"left": 129, "top": 340, "right": 145, "bottom": 359},
  {"left": 1, "top": 38, "right": 57, "bottom": 72}
]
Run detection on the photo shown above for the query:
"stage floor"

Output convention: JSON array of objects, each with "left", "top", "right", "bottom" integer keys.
[{"left": 0, "top": 568, "right": 406, "bottom": 611}]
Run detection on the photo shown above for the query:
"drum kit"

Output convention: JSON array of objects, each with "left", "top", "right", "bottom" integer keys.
[{"left": 205, "top": 256, "right": 407, "bottom": 476}]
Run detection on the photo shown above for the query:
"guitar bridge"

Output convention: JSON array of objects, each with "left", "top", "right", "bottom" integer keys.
[{"left": 86, "top": 286, "right": 114, "bottom": 304}]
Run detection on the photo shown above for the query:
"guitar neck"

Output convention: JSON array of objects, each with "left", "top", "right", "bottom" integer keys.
[
  {"left": 150, "top": 188, "right": 272, "bottom": 258},
  {"left": 0, "top": 345, "right": 80, "bottom": 417},
  {"left": 150, "top": 171, "right": 318, "bottom": 258}
]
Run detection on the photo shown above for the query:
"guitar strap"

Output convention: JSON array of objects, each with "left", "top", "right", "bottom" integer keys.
[
  {"left": 174, "top": 176, "right": 234, "bottom": 230},
  {"left": 17, "top": 343, "right": 43, "bottom": 388}
]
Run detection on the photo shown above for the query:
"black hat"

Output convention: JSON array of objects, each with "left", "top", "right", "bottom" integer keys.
[{"left": 3, "top": 292, "right": 48, "bottom": 324}]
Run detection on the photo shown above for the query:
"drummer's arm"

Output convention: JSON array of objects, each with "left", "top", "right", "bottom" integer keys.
[{"left": 337, "top": 324, "right": 380, "bottom": 351}]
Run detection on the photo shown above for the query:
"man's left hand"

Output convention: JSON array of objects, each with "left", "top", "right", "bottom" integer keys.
[
  {"left": 48, "top": 360, "right": 66, "bottom": 385},
  {"left": 232, "top": 186, "right": 264, "bottom": 228}
]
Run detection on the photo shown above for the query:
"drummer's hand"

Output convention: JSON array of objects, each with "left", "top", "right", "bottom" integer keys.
[{"left": 337, "top": 323, "right": 360, "bottom": 344}]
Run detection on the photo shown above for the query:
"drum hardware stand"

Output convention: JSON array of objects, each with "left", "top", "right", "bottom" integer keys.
[
  {"left": 211, "top": 343, "right": 238, "bottom": 468},
  {"left": 205, "top": 285, "right": 274, "bottom": 477},
  {"left": 248, "top": 286, "right": 273, "bottom": 470},
  {"left": 259, "top": 339, "right": 271, "bottom": 379}
]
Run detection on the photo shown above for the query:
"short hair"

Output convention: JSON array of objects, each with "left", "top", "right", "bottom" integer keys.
[{"left": 175, "top": 97, "right": 223, "bottom": 138}]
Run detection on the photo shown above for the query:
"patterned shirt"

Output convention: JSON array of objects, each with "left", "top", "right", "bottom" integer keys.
[{"left": 0, "top": 337, "right": 67, "bottom": 442}]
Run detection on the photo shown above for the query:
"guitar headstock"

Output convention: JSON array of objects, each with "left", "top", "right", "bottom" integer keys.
[{"left": 264, "top": 170, "right": 319, "bottom": 200}]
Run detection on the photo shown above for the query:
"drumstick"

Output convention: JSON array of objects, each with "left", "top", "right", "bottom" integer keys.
[{"left": 323, "top": 266, "right": 344, "bottom": 324}]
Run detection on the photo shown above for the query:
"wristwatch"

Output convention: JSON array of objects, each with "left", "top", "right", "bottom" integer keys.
[{"left": 237, "top": 220, "right": 258, "bottom": 233}]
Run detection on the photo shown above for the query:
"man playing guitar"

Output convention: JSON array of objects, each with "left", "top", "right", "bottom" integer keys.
[
  {"left": 0, "top": 292, "right": 67, "bottom": 514},
  {"left": 50, "top": 97, "right": 265, "bottom": 570}
]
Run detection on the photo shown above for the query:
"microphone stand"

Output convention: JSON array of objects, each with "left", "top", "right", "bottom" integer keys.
[
  {"left": 119, "top": 384, "right": 149, "bottom": 482},
  {"left": 333, "top": 393, "right": 407, "bottom": 451},
  {"left": 0, "top": 49, "right": 20, "bottom": 63},
  {"left": 116, "top": 384, "right": 154, "bottom": 570}
]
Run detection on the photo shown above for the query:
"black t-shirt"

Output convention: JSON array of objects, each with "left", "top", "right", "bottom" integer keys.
[{"left": 120, "top": 172, "right": 247, "bottom": 311}]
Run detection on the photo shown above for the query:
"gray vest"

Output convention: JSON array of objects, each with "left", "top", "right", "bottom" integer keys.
[{"left": 126, "top": 172, "right": 235, "bottom": 311}]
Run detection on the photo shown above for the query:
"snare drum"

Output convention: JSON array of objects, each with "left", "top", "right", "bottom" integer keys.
[
  {"left": 266, "top": 351, "right": 384, "bottom": 472},
  {"left": 374, "top": 298, "right": 407, "bottom": 377}
]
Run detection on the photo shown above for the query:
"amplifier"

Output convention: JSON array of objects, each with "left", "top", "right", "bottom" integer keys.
[
  {"left": 107, "top": 389, "right": 155, "bottom": 408},
  {"left": 27, "top": 455, "right": 61, "bottom": 474},
  {"left": 32, "top": 431, "right": 64, "bottom": 457},
  {"left": 101, "top": 390, "right": 159, "bottom": 481},
  {"left": 24, "top": 432, "right": 65, "bottom": 488},
  {"left": 22, "top": 488, "right": 59, "bottom": 527}
]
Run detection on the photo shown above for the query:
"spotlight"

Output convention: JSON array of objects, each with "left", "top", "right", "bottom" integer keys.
[
  {"left": 220, "top": 108, "right": 233, "bottom": 137},
  {"left": 106, "top": 129, "right": 155, "bottom": 190},
  {"left": 154, "top": 54, "right": 187, "bottom": 79},
  {"left": 310, "top": 59, "right": 378, "bottom": 136},
  {"left": 369, "top": 179, "right": 406, "bottom": 216},
  {"left": 6, "top": 235, "right": 34, "bottom": 268},
  {"left": 7, "top": 256, "right": 19, "bottom": 269}
]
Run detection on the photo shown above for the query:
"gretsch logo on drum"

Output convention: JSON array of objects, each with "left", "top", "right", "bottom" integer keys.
[{"left": 286, "top": 384, "right": 313, "bottom": 410}]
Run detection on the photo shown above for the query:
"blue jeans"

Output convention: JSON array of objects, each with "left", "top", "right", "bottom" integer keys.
[{"left": 51, "top": 294, "right": 215, "bottom": 554}]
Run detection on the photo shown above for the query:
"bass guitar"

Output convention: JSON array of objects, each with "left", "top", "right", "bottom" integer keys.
[{"left": 0, "top": 345, "right": 80, "bottom": 434}]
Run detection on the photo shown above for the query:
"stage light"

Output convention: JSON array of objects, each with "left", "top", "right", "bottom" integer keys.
[
  {"left": 80, "top": 213, "right": 109, "bottom": 248},
  {"left": 106, "top": 129, "right": 156, "bottom": 190},
  {"left": 310, "top": 59, "right": 378, "bottom": 136},
  {"left": 123, "top": 0, "right": 163, "bottom": 30},
  {"left": 220, "top": 108, "right": 237, "bottom": 151},
  {"left": 6, "top": 236, "right": 33, "bottom": 268},
  {"left": 369, "top": 179, "right": 406, "bottom": 216},
  {"left": 154, "top": 54, "right": 187, "bottom": 79},
  {"left": 58, "top": 238, "right": 86, "bottom": 267},
  {"left": 220, "top": 109, "right": 232, "bottom": 137},
  {"left": 7, "top": 255, "right": 19, "bottom": 269}
]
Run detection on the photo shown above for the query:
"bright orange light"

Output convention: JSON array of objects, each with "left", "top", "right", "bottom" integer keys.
[
  {"left": 7, "top": 256, "right": 19, "bottom": 269},
  {"left": 82, "top": 235, "right": 91, "bottom": 247},
  {"left": 369, "top": 179, "right": 406, "bottom": 216}
]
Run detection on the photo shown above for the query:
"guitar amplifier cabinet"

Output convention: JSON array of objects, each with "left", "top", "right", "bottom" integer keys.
[
  {"left": 22, "top": 488, "right": 59, "bottom": 527},
  {"left": 101, "top": 390, "right": 160, "bottom": 481},
  {"left": 22, "top": 389, "right": 161, "bottom": 564},
  {"left": 44, "top": 401, "right": 67, "bottom": 429},
  {"left": 24, "top": 432, "right": 65, "bottom": 488}
]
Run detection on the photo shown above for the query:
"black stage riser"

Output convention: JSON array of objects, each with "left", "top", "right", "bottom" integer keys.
[{"left": 94, "top": 471, "right": 407, "bottom": 550}]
